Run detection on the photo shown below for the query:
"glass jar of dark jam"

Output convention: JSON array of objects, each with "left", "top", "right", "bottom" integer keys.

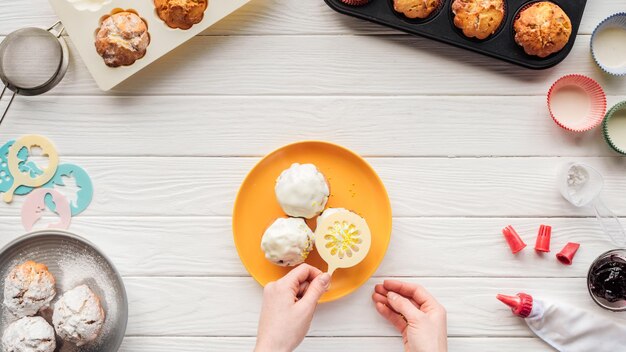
[{"left": 588, "top": 249, "right": 626, "bottom": 311}]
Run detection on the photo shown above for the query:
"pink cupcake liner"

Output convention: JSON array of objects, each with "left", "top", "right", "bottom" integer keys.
[{"left": 547, "top": 74, "right": 607, "bottom": 132}]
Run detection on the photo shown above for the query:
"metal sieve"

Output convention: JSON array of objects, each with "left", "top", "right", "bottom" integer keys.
[{"left": 0, "top": 22, "right": 69, "bottom": 126}]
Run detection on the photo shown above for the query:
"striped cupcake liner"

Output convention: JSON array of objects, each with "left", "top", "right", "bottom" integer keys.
[
  {"left": 602, "top": 101, "right": 626, "bottom": 155},
  {"left": 591, "top": 12, "right": 626, "bottom": 76},
  {"left": 547, "top": 74, "right": 607, "bottom": 132}
]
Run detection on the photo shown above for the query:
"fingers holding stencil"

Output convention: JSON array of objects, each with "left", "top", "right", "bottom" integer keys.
[{"left": 21, "top": 189, "right": 71, "bottom": 231}]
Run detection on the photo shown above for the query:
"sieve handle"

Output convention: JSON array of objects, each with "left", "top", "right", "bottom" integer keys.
[
  {"left": 47, "top": 21, "right": 65, "bottom": 38},
  {"left": 0, "top": 85, "right": 17, "bottom": 127}
]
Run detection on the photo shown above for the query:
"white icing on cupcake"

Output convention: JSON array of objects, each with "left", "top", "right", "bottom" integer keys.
[
  {"left": 2, "top": 316, "right": 56, "bottom": 352},
  {"left": 53, "top": 285, "right": 105, "bottom": 347},
  {"left": 275, "top": 163, "right": 329, "bottom": 219},
  {"left": 261, "top": 218, "right": 314, "bottom": 266}
]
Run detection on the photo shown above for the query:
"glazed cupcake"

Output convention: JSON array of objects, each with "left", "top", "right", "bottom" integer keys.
[
  {"left": 275, "top": 163, "right": 330, "bottom": 219},
  {"left": 95, "top": 11, "right": 150, "bottom": 67},
  {"left": 393, "top": 0, "right": 441, "bottom": 19},
  {"left": 514, "top": 2, "right": 572, "bottom": 58},
  {"left": 2, "top": 317, "right": 56, "bottom": 352},
  {"left": 155, "top": 0, "right": 209, "bottom": 30},
  {"left": 261, "top": 217, "right": 315, "bottom": 266},
  {"left": 3, "top": 261, "right": 56, "bottom": 318},
  {"left": 452, "top": 0, "right": 505, "bottom": 40},
  {"left": 53, "top": 285, "right": 106, "bottom": 347}
]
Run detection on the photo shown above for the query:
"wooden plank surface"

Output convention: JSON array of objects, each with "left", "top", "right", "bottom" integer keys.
[
  {"left": 0, "top": 35, "right": 624, "bottom": 96},
  {"left": 0, "top": 217, "right": 616, "bottom": 278},
  {"left": 1, "top": 157, "right": 626, "bottom": 218},
  {"left": 120, "top": 337, "right": 553, "bottom": 351},
  {"left": 120, "top": 277, "right": 626, "bottom": 337},
  {"left": 2, "top": 95, "right": 625, "bottom": 157},
  {"left": 2, "top": 1, "right": 626, "bottom": 350},
  {"left": 1, "top": 0, "right": 624, "bottom": 36}
]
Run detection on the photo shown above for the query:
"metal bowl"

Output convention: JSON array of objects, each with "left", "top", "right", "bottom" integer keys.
[
  {"left": 0, "top": 230, "right": 128, "bottom": 351},
  {"left": 587, "top": 249, "right": 626, "bottom": 312}
]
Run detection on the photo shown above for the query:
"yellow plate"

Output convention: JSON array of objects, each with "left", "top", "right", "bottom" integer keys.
[{"left": 232, "top": 141, "right": 392, "bottom": 302}]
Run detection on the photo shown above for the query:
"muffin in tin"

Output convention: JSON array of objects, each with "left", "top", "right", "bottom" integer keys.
[
  {"left": 155, "top": 0, "right": 209, "bottom": 30},
  {"left": 513, "top": 2, "right": 572, "bottom": 58},
  {"left": 95, "top": 11, "right": 151, "bottom": 67},
  {"left": 393, "top": 0, "right": 442, "bottom": 20},
  {"left": 452, "top": 0, "right": 505, "bottom": 40}
]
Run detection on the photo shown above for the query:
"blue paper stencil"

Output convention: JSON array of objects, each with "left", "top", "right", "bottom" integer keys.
[
  {"left": 43, "top": 163, "right": 93, "bottom": 216},
  {"left": 0, "top": 140, "right": 41, "bottom": 196}
]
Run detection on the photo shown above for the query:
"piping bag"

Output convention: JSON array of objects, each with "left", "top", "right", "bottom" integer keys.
[{"left": 497, "top": 293, "right": 626, "bottom": 351}]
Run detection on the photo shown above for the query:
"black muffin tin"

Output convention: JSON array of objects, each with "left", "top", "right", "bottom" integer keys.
[{"left": 324, "top": 0, "right": 587, "bottom": 69}]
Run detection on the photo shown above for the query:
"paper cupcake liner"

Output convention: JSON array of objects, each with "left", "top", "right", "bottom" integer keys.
[
  {"left": 602, "top": 100, "right": 626, "bottom": 155},
  {"left": 547, "top": 74, "right": 607, "bottom": 132},
  {"left": 591, "top": 12, "right": 626, "bottom": 76}
]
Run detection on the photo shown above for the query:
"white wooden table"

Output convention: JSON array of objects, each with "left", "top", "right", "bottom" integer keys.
[{"left": 2, "top": 0, "right": 626, "bottom": 350}]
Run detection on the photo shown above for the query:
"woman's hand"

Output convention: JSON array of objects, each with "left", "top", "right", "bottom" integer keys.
[
  {"left": 255, "top": 264, "right": 331, "bottom": 352},
  {"left": 372, "top": 280, "right": 448, "bottom": 352}
]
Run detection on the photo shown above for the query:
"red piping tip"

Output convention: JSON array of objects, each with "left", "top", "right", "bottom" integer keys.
[
  {"left": 556, "top": 242, "right": 580, "bottom": 265},
  {"left": 535, "top": 225, "right": 552, "bottom": 252},
  {"left": 496, "top": 293, "right": 533, "bottom": 318},
  {"left": 496, "top": 294, "right": 519, "bottom": 309},
  {"left": 502, "top": 226, "right": 527, "bottom": 254}
]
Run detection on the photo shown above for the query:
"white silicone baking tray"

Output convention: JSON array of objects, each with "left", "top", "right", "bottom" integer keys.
[{"left": 48, "top": 0, "right": 252, "bottom": 91}]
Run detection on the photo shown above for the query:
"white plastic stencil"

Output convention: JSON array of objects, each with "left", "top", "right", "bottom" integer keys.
[
  {"left": 48, "top": 0, "right": 253, "bottom": 90},
  {"left": 314, "top": 210, "right": 372, "bottom": 276}
]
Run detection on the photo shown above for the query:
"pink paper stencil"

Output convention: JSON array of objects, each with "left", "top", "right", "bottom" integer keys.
[{"left": 21, "top": 189, "right": 71, "bottom": 231}]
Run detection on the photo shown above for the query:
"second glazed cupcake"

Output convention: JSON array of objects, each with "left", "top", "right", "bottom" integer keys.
[
  {"left": 155, "top": 0, "right": 209, "bottom": 30},
  {"left": 393, "top": 0, "right": 441, "bottom": 20},
  {"left": 514, "top": 2, "right": 572, "bottom": 58},
  {"left": 452, "top": 0, "right": 505, "bottom": 40}
]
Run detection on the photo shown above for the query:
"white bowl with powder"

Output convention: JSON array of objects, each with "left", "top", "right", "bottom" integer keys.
[{"left": 0, "top": 230, "right": 127, "bottom": 351}]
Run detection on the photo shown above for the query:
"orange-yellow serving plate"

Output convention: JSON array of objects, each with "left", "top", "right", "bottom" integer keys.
[{"left": 232, "top": 141, "right": 392, "bottom": 302}]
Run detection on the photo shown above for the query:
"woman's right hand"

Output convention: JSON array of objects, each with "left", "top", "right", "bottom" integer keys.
[{"left": 372, "top": 280, "right": 448, "bottom": 352}]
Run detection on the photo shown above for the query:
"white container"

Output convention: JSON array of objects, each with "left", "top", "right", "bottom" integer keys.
[{"left": 48, "top": 0, "right": 252, "bottom": 91}]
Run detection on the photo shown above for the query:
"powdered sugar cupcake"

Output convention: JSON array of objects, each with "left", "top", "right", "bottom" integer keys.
[
  {"left": 3, "top": 261, "right": 56, "bottom": 318},
  {"left": 2, "top": 316, "right": 56, "bottom": 352},
  {"left": 53, "top": 284, "right": 106, "bottom": 347}
]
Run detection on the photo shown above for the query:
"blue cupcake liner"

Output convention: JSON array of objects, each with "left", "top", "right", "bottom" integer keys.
[{"left": 591, "top": 12, "right": 626, "bottom": 76}]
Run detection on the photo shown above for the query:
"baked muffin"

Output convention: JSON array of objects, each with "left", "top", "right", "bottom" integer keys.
[
  {"left": 53, "top": 285, "right": 106, "bottom": 347},
  {"left": 3, "top": 261, "right": 56, "bottom": 318},
  {"left": 275, "top": 163, "right": 330, "bottom": 219},
  {"left": 1, "top": 317, "right": 56, "bottom": 352},
  {"left": 452, "top": 0, "right": 505, "bottom": 40},
  {"left": 155, "top": 0, "right": 209, "bottom": 30},
  {"left": 514, "top": 2, "right": 572, "bottom": 58},
  {"left": 95, "top": 11, "right": 150, "bottom": 67},
  {"left": 261, "top": 218, "right": 314, "bottom": 267},
  {"left": 393, "top": 0, "right": 441, "bottom": 19}
]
